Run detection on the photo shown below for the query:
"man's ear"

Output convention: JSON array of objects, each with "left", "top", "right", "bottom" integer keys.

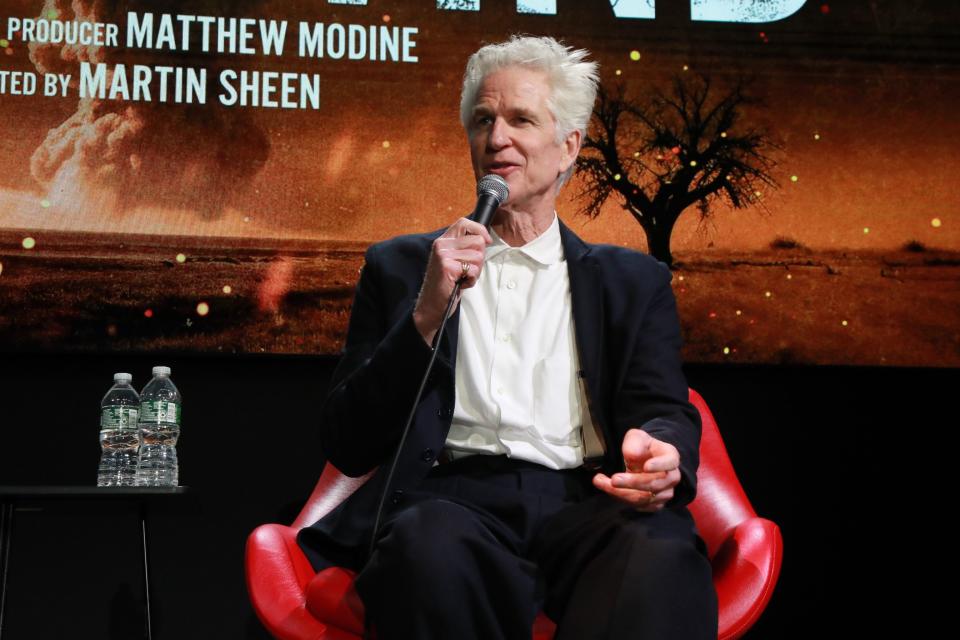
[{"left": 559, "top": 129, "right": 582, "bottom": 173}]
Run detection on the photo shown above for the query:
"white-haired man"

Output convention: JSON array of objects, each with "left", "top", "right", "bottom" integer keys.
[{"left": 299, "top": 36, "right": 718, "bottom": 639}]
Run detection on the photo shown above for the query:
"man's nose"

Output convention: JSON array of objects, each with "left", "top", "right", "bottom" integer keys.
[{"left": 487, "top": 117, "right": 511, "bottom": 149}]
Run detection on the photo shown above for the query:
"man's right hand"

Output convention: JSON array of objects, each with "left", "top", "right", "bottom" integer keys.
[{"left": 413, "top": 217, "right": 492, "bottom": 346}]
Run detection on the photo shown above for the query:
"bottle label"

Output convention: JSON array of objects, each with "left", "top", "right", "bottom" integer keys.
[
  {"left": 139, "top": 401, "right": 181, "bottom": 425},
  {"left": 101, "top": 407, "right": 139, "bottom": 430}
]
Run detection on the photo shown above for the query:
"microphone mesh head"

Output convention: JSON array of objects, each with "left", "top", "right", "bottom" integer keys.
[{"left": 477, "top": 174, "right": 509, "bottom": 205}]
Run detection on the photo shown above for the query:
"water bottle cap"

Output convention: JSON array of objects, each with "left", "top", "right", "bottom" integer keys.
[
  {"left": 113, "top": 372, "right": 133, "bottom": 382},
  {"left": 152, "top": 366, "right": 171, "bottom": 376}
]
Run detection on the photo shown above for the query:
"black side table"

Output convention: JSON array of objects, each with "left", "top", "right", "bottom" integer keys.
[{"left": 0, "top": 486, "right": 189, "bottom": 640}]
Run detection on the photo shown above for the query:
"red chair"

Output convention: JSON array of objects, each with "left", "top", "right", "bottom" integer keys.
[{"left": 246, "top": 389, "right": 783, "bottom": 639}]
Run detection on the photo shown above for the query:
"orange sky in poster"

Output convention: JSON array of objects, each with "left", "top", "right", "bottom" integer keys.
[{"left": 0, "top": 0, "right": 957, "bottom": 252}]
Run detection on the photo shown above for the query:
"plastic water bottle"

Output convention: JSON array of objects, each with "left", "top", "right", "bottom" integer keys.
[
  {"left": 136, "top": 366, "right": 182, "bottom": 487},
  {"left": 97, "top": 373, "right": 141, "bottom": 487}
]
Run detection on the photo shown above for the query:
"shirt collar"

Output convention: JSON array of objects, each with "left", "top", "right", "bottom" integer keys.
[{"left": 485, "top": 213, "right": 563, "bottom": 266}]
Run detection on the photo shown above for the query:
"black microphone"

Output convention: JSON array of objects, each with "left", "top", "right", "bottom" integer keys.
[{"left": 470, "top": 174, "right": 510, "bottom": 228}]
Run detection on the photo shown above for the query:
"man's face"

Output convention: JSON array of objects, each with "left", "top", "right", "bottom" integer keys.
[{"left": 467, "top": 66, "right": 580, "bottom": 212}]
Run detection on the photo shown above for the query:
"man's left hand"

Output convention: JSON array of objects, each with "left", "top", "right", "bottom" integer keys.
[{"left": 592, "top": 428, "right": 681, "bottom": 512}]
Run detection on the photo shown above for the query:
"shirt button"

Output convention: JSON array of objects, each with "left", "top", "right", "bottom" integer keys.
[
  {"left": 499, "top": 334, "right": 511, "bottom": 342},
  {"left": 420, "top": 448, "right": 435, "bottom": 463},
  {"left": 507, "top": 280, "right": 517, "bottom": 289},
  {"left": 496, "top": 386, "right": 504, "bottom": 395},
  {"left": 391, "top": 490, "right": 404, "bottom": 505}
]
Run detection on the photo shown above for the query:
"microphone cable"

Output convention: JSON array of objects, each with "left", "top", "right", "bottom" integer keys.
[
  {"left": 364, "top": 174, "right": 507, "bottom": 561},
  {"left": 360, "top": 174, "right": 507, "bottom": 640}
]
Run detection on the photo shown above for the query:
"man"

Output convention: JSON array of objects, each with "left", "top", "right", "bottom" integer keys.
[{"left": 298, "top": 36, "right": 718, "bottom": 639}]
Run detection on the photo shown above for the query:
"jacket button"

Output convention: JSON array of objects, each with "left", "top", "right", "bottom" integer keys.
[
  {"left": 421, "top": 448, "right": 435, "bottom": 463},
  {"left": 391, "top": 490, "right": 404, "bottom": 505}
]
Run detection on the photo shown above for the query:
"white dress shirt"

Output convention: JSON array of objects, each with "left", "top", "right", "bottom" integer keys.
[{"left": 443, "top": 213, "right": 585, "bottom": 470}]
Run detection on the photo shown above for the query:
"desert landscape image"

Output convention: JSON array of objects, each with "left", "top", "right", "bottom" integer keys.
[
  {"left": 2, "top": 227, "right": 957, "bottom": 366},
  {"left": 0, "top": 0, "right": 957, "bottom": 366}
]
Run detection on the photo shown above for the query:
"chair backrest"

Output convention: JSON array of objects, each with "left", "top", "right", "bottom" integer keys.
[
  {"left": 292, "top": 463, "right": 376, "bottom": 531},
  {"left": 687, "top": 389, "right": 756, "bottom": 559}
]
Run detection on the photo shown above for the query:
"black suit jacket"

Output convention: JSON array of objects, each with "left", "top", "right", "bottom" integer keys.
[{"left": 298, "top": 219, "right": 701, "bottom": 572}]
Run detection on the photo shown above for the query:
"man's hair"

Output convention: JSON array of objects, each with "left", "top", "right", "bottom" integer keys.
[{"left": 460, "top": 36, "right": 600, "bottom": 186}]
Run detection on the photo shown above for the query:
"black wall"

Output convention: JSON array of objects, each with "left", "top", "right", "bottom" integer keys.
[{"left": 0, "top": 351, "right": 947, "bottom": 638}]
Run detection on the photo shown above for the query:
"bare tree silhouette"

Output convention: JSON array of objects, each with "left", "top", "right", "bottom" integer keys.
[{"left": 576, "top": 73, "right": 781, "bottom": 267}]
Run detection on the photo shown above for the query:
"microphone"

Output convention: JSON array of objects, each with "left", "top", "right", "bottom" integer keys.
[{"left": 470, "top": 174, "right": 509, "bottom": 228}]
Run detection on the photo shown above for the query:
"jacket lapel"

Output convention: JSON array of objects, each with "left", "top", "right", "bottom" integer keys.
[{"left": 559, "top": 220, "right": 605, "bottom": 427}]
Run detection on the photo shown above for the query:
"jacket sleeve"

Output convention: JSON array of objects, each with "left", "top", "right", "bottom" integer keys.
[
  {"left": 612, "top": 261, "right": 701, "bottom": 507},
  {"left": 319, "top": 242, "right": 446, "bottom": 477}
]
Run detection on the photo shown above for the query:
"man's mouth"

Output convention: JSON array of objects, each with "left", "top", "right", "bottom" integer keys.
[{"left": 486, "top": 162, "right": 520, "bottom": 176}]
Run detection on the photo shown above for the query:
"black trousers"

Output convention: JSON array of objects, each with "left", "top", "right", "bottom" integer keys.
[{"left": 354, "top": 455, "right": 718, "bottom": 639}]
